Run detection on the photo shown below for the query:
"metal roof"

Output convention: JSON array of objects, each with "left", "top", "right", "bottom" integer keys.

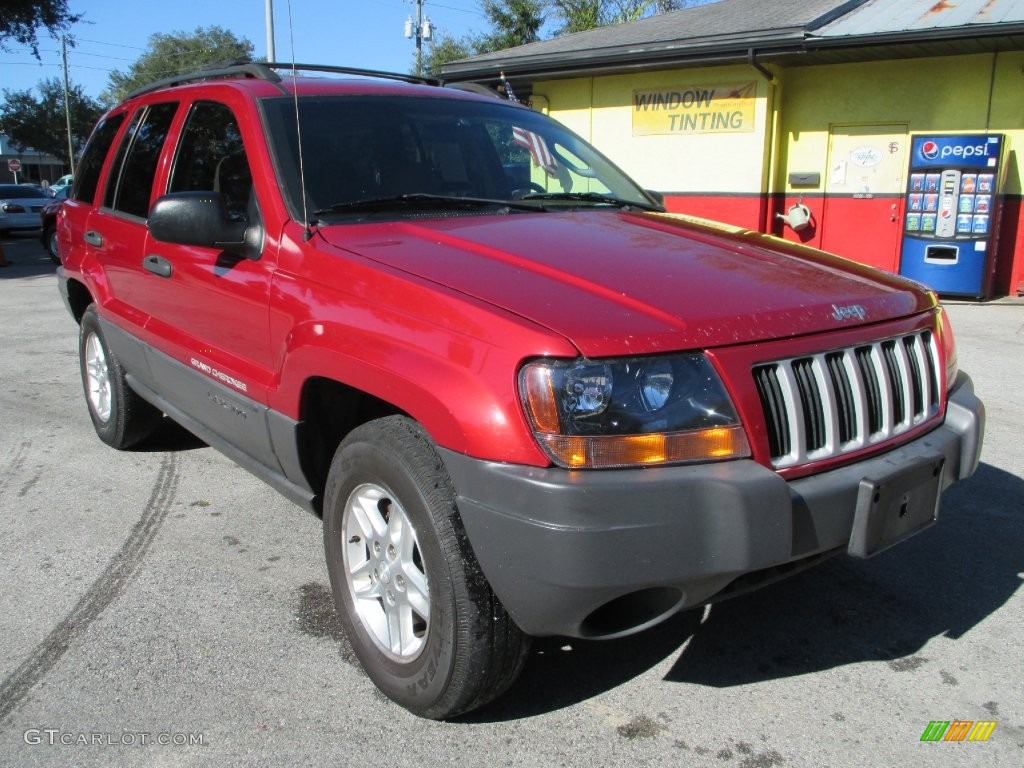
[
  {"left": 439, "top": 0, "right": 1024, "bottom": 82},
  {"left": 818, "top": 0, "right": 1024, "bottom": 36}
]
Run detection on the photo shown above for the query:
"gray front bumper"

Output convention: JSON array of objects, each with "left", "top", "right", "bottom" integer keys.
[{"left": 441, "top": 372, "right": 984, "bottom": 639}]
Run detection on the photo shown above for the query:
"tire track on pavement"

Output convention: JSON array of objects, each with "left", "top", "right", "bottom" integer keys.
[
  {"left": 0, "top": 453, "right": 180, "bottom": 723},
  {"left": 0, "top": 441, "right": 30, "bottom": 499}
]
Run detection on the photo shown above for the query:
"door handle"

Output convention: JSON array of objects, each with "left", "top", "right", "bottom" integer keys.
[
  {"left": 143, "top": 254, "right": 173, "bottom": 278},
  {"left": 84, "top": 230, "right": 103, "bottom": 247}
]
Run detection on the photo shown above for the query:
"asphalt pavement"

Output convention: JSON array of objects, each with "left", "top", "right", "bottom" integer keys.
[{"left": 1, "top": 232, "right": 1021, "bottom": 767}]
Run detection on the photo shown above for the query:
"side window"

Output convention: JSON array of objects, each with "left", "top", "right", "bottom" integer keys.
[
  {"left": 72, "top": 113, "right": 126, "bottom": 204},
  {"left": 169, "top": 101, "right": 254, "bottom": 221},
  {"left": 103, "top": 102, "right": 178, "bottom": 219}
]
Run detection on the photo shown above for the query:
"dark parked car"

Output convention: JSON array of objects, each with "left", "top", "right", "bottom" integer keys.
[{"left": 40, "top": 187, "right": 68, "bottom": 263}]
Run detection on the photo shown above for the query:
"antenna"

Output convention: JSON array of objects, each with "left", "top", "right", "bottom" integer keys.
[{"left": 286, "top": 0, "right": 312, "bottom": 241}]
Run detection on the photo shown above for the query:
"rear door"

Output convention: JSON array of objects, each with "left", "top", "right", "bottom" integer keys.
[
  {"left": 59, "top": 112, "right": 127, "bottom": 277},
  {"left": 85, "top": 101, "right": 180, "bottom": 331}
]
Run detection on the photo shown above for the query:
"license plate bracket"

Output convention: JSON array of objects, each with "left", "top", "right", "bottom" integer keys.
[{"left": 848, "top": 454, "right": 945, "bottom": 558}]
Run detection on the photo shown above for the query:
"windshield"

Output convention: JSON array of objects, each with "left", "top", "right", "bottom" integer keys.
[{"left": 260, "top": 93, "right": 658, "bottom": 221}]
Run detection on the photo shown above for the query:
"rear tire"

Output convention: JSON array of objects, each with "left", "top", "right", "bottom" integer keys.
[
  {"left": 79, "top": 305, "right": 162, "bottom": 449},
  {"left": 323, "top": 416, "right": 529, "bottom": 719},
  {"left": 45, "top": 226, "right": 60, "bottom": 263}
]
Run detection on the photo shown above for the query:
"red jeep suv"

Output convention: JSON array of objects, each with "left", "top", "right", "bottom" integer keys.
[{"left": 57, "top": 63, "right": 984, "bottom": 719}]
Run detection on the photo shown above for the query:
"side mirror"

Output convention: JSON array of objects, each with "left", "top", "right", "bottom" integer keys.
[
  {"left": 148, "top": 191, "right": 262, "bottom": 260},
  {"left": 644, "top": 189, "right": 665, "bottom": 208}
]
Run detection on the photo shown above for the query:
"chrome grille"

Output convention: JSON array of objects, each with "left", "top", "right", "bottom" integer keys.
[{"left": 753, "top": 330, "right": 941, "bottom": 469}]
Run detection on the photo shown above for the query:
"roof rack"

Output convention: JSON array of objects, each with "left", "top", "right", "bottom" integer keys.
[
  {"left": 125, "top": 61, "right": 440, "bottom": 101},
  {"left": 125, "top": 61, "right": 281, "bottom": 100},
  {"left": 263, "top": 62, "right": 440, "bottom": 86}
]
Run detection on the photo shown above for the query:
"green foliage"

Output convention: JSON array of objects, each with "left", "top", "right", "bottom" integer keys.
[
  {"left": 0, "top": 77, "right": 102, "bottom": 164},
  {"left": 425, "top": 0, "right": 691, "bottom": 73},
  {"left": 547, "top": 0, "right": 601, "bottom": 34},
  {"left": 424, "top": 32, "right": 475, "bottom": 75},
  {"left": 548, "top": 0, "right": 683, "bottom": 35},
  {"left": 477, "top": 0, "right": 545, "bottom": 52},
  {"left": 0, "top": 0, "right": 80, "bottom": 58},
  {"left": 102, "top": 26, "right": 255, "bottom": 107},
  {"left": 425, "top": 1, "right": 545, "bottom": 74}
]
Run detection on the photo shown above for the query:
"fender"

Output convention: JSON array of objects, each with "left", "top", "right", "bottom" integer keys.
[{"left": 269, "top": 247, "right": 577, "bottom": 465}]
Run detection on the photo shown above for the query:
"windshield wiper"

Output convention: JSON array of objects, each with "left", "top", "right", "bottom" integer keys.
[
  {"left": 517, "top": 191, "right": 663, "bottom": 212},
  {"left": 314, "top": 193, "right": 545, "bottom": 217}
]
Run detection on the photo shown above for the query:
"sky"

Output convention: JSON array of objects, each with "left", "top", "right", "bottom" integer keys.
[{"left": 1, "top": 0, "right": 493, "bottom": 100}]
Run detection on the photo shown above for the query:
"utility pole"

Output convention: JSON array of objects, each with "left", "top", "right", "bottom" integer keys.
[
  {"left": 404, "top": 0, "right": 433, "bottom": 76},
  {"left": 61, "top": 36, "right": 75, "bottom": 176},
  {"left": 265, "top": 0, "right": 276, "bottom": 62}
]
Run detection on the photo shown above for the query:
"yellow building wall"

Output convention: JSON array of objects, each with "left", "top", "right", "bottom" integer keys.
[
  {"left": 779, "top": 52, "right": 1024, "bottom": 197},
  {"left": 534, "top": 66, "right": 774, "bottom": 194}
]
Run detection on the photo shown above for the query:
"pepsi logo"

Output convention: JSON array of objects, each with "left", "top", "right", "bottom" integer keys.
[{"left": 921, "top": 141, "right": 939, "bottom": 160}]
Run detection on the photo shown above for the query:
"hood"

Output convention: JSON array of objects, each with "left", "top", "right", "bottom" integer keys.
[{"left": 318, "top": 210, "right": 933, "bottom": 357}]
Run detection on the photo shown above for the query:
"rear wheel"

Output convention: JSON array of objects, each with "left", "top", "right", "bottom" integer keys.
[
  {"left": 79, "top": 305, "right": 162, "bottom": 449},
  {"left": 323, "top": 416, "right": 529, "bottom": 719},
  {"left": 45, "top": 226, "right": 60, "bottom": 263}
]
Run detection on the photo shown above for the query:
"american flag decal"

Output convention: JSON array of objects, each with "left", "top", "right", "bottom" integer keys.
[{"left": 512, "top": 126, "right": 557, "bottom": 175}]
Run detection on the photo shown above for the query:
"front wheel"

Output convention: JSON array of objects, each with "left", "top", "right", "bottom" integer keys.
[{"left": 323, "top": 416, "right": 529, "bottom": 719}]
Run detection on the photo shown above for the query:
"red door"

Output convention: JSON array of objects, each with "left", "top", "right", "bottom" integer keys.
[{"left": 820, "top": 124, "right": 907, "bottom": 274}]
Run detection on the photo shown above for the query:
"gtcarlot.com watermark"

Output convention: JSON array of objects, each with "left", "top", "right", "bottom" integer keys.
[{"left": 24, "top": 728, "right": 205, "bottom": 747}]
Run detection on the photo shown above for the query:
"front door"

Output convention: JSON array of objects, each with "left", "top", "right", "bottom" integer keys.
[{"left": 820, "top": 124, "right": 907, "bottom": 273}]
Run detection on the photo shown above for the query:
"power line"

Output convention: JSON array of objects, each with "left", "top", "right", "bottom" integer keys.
[
  {"left": 74, "top": 36, "right": 147, "bottom": 51},
  {"left": 14, "top": 49, "right": 133, "bottom": 62},
  {"left": 378, "top": 0, "right": 486, "bottom": 18},
  {"left": 1, "top": 61, "right": 117, "bottom": 74},
  {"left": 426, "top": 2, "right": 484, "bottom": 16}
]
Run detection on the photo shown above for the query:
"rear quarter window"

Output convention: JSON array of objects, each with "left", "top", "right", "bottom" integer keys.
[{"left": 72, "top": 114, "right": 126, "bottom": 204}]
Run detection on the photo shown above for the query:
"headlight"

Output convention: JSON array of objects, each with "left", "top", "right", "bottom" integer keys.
[{"left": 519, "top": 353, "right": 750, "bottom": 468}]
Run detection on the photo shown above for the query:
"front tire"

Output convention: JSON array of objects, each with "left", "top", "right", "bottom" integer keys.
[
  {"left": 323, "top": 416, "right": 529, "bottom": 719},
  {"left": 79, "top": 305, "right": 162, "bottom": 449}
]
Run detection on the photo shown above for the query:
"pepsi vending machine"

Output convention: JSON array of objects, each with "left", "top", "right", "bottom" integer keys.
[{"left": 899, "top": 134, "right": 1004, "bottom": 299}]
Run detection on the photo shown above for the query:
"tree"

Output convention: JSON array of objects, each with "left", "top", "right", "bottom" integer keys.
[
  {"left": 611, "top": 1, "right": 681, "bottom": 24},
  {"left": 548, "top": 1, "right": 602, "bottom": 35},
  {"left": 425, "top": 32, "right": 475, "bottom": 75},
  {"left": 477, "top": 0, "right": 545, "bottom": 52},
  {"left": 0, "top": 0, "right": 80, "bottom": 58},
  {"left": 548, "top": 0, "right": 684, "bottom": 35},
  {"left": 426, "top": 1, "right": 545, "bottom": 74},
  {"left": 424, "top": 0, "right": 685, "bottom": 74},
  {"left": 102, "top": 26, "right": 255, "bottom": 107},
  {"left": 0, "top": 77, "right": 101, "bottom": 165}
]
